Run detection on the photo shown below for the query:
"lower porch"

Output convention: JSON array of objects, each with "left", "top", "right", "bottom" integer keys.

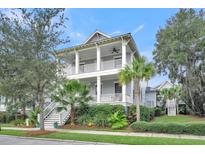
[{"left": 80, "top": 74, "right": 134, "bottom": 105}]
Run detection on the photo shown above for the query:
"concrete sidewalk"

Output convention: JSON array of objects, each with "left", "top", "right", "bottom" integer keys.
[{"left": 2, "top": 127, "right": 205, "bottom": 141}]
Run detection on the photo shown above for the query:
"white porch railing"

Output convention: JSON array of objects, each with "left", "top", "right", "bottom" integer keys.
[
  {"left": 101, "top": 59, "right": 122, "bottom": 70},
  {"left": 91, "top": 93, "right": 132, "bottom": 103},
  {"left": 64, "top": 59, "right": 122, "bottom": 75},
  {"left": 79, "top": 63, "right": 96, "bottom": 73},
  {"left": 101, "top": 93, "right": 122, "bottom": 102}
]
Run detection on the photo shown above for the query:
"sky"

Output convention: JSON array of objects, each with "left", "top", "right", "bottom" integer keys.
[{"left": 63, "top": 8, "right": 179, "bottom": 87}]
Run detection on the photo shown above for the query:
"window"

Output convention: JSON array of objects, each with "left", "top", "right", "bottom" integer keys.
[
  {"left": 114, "top": 57, "right": 122, "bottom": 68},
  {"left": 114, "top": 82, "right": 122, "bottom": 94}
]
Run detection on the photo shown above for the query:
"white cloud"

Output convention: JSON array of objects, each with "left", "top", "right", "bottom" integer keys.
[
  {"left": 69, "top": 32, "right": 86, "bottom": 45},
  {"left": 70, "top": 32, "right": 84, "bottom": 39},
  {"left": 109, "top": 30, "right": 121, "bottom": 36},
  {"left": 132, "top": 24, "right": 144, "bottom": 35}
]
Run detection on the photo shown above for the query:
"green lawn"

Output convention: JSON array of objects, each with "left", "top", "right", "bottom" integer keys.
[
  {"left": 1, "top": 129, "right": 205, "bottom": 145},
  {"left": 152, "top": 115, "right": 205, "bottom": 123}
]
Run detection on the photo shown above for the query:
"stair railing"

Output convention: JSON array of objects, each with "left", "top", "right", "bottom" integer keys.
[
  {"left": 59, "top": 106, "right": 71, "bottom": 125},
  {"left": 43, "top": 102, "right": 56, "bottom": 120}
]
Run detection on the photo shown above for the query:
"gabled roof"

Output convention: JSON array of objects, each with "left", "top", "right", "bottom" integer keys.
[
  {"left": 84, "top": 30, "right": 111, "bottom": 44},
  {"left": 153, "top": 81, "right": 174, "bottom": 91},
  {"left": 58, "top": 32, "right": 140, "bottom": 57},
  {"left": 146, "top": 81, "right": 174, "bottom": 93}
]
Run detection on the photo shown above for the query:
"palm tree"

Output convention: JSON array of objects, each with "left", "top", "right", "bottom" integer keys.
[
  {"left": 160, "top": 85, "right": 182, "bottom": 115},
  {"left": 119, "top": 56, "right": 155, "bottom": 121},
  {"left": 52, "top": 80, "right": 92, "bottom": 125}
]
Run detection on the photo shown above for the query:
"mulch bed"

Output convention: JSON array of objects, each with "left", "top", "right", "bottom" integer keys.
[
  {"left": 60, "top": 124, "right": 133, "bottom": 132},
  {"left": 17, "top": 125, "right": 35, "bottom": 128},
  {"left": 26, "top": 130, "right": 56, "bottom": 136},
  {"left": 60, "top": 124, "right": 107, "bottom": 129}
]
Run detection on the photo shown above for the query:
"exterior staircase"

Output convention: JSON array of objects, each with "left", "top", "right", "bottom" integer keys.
[{"left": 43, "top": 102, "right": 70, "bottom": 128}]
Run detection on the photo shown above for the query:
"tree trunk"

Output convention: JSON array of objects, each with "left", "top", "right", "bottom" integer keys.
[
  {"left": 39, "top": 91, "right": 45, "bottom": 131},
  {"left": 70, "top": 104, "right": 75, "bottom": 125},
  {"left": 135, "top": 79, "right": 141, "bottom": 121}
]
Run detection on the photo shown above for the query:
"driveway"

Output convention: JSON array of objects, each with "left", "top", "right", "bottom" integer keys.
[{"left": 0, "top": 135, "right": 112, "bottom": 145}]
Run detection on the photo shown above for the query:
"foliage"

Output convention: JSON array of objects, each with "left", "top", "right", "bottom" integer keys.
[
  {"left": 93, "top": 113, "right": 109, "bottom": 127},
  {"left": 11, "top": 119, "right": 25, "bottom": 126},
  {"left": 75, "top": 104, "right": 125, "bottom": 127},
  {"left": 119, "top": 56, "right": 155, "bottom": 121},
  {"left": 76, "top": 114, "right": 93, "bottom": 126},
  {"left": 128, "top": 105, "right": 155, "bottom": 122},
  {"left": 52, "top": 80, "right": 92, "bottom": 125},
  {"left": 154, "top": 106, "right": 165, "bottom": 116},
  {"left": 0, "top": 112, "right": 15, "bottom": 123},
  {"left": 0, "top": 9, "right": 69, "bottom": 130},
  {"left": 153, "top": 9, "right": 205, "bottom": 115},
  {"left": 108, "top": 111, "right": 128, "bottom": 129},
  {"left": 75, "top": 103, "right": 90, "bottom": 117},
  {"left": 28, "top": 108, "right": 40, "bottom": 126},
  {"left": 160, "top": 85, "right": 182, "bottom": 101},
  {"left": 178, "top": 104, "right": 189, "bottom": 115},
  {"left": 87, "top": 104, "right": 125, "bottom": 117},
  {"left": 131, "top": 121, "right": 205, "bottom": 135}
]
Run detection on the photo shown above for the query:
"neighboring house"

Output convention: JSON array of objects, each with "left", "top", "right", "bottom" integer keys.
[
  {"left": 59, "top": 30, "right": 140, "bottom": 106},
  {"left": 143, "top": 81, "right": 174, "bottom": 108}
]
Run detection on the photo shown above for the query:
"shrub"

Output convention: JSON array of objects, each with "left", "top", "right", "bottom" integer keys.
[
  {"left": 130, "top": 121, "right": 148, "bottom": 132},
  {"left": 28, "top": 108, "right": 40, "bottom": 126},
  {"left": 93, "top": 113, "right": 109, "bottom": 127},
  {"left": 11, "top": 119, "right": 25, "bottom": 126},
  {"left": 130, "top": 122, "right": 205, "bottom": 136},
  {"left": 75, "top": 103, "right": 90, "bottom": 117},
  {"left": 185, "top": 123, "right": 205, "bottom": 135},
  {"left": 76, "top": 114, "right": 93, "bottom": 126},
  {"left": 0, "top": 112, "right": 15, "bottom": 123},
  {"left": 154, "top": 106, "right": 165, "bottom": 117},
  {"left": 108, "top": 111, "right": 128, "bottom": 129},
  {"left": 88, "top": 104, "right": 125, "bottom": 117},
  {"left": 128, "top": 105, "right": 155, "bottom": 122}
]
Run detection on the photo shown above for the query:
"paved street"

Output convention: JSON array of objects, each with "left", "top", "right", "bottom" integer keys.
[{"left": 0, "top": 135, "right": 112, "bottom": 145}]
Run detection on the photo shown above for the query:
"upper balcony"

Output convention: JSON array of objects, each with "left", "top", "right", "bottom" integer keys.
[{"left": 62, "top": 41, "right": 133, "bottom": 78}]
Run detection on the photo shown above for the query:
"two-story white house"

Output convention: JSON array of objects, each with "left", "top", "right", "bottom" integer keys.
[
  {"left": 0, "top": 30, "right": 141, "bottom": 128},
  {"left": 59, "top": 30, "right": 140, "bottom": 106}
]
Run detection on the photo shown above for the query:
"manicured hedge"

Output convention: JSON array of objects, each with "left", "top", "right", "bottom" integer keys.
[
  {"left": 128, "top": 105, "right": 155, "bottom": 122},
  {"left": 130, "top": 122, "right": 205, "bottom": 135}
]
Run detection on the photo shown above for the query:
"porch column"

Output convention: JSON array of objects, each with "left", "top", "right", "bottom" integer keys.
[
  {"left": 122, "top": 40, "right": 127, "bottom": 67},
  {"left": 130, "top": 53, "right": 134, "bottom": 103},
  {"left": 96, "top": 45, "right": 101, "bottom": 71},
  {"left": 97, "top": 76, "right": 101, "bottom": 103},
  {"left": 75, "top": 50, "right": 79, "bottom": 74},
  {"left": 122, "top": 39, "right": 127, "bottom": 103}
]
